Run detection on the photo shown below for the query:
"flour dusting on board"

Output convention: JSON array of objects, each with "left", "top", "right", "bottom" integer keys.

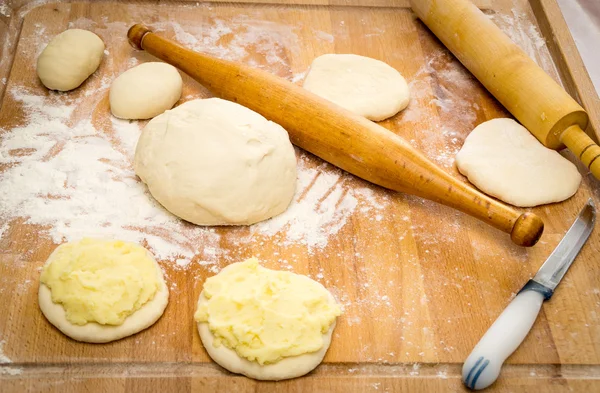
[
  {"left": 490, "top": 8, "right": 557, "bottom": 76},
  {"left": 155, "top": 16, "right": 300, "bottom": 78},
  {"left": 253, "top": 155, "right": 363, "bottom": 249},
  {"left": 0, "top": 341, "right": 11, "bottom": 363},
  {"left": 0, "top": 87, "right": 215, "bottom": 264},
  {"left": 0, "top": 340, "right": 22, "bottom": 375},
  {"left": 399, "top": 50, "right": 480, "bottom": 169},
  {"left": 0, "top": 222, "right": 9, "bottom": 239},
  {"left": 0, "top": 15, "right": 398, "bottom": 268},
  {"left": 0, "top": 86, "right": 382, "bottom": 266},
  {"left": 0, "top": 4, "right": 12, "bottom": 18}
]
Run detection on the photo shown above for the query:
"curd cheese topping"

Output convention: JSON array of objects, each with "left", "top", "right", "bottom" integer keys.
[
  {"left": 40, "top": 238, "right": 160, "bottom": 326},
  {"left": 195, "top": 258, "right": 341, "bottom": 365}
]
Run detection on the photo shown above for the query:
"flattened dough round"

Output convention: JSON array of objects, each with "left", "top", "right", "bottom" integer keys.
[
  {"left": 196, "top": 292, "right": 337, "bottom": 381},
  {"left": 37, "top": 29, "right": 105, "bottom": 91},
  {"left": 455, "top": 118, "right": 581, "bottom": 207},
  {"left": 303, "top": 53, "right": 409, "bottom": 121},
  {"left": 134, "top": 98, "right": 297, "bottom": 226},
  {"left": 38, "top": 243, "right": 169, "bottom": 343},
  {"left": 110, "top": 62, "right": 183, "bottom": 120}
]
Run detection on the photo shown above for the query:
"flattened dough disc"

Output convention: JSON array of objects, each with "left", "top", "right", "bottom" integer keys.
[
  {"left": 196, "top": 292, "right": 337, "bottom": 381},
  {"left": 38, "top": 245, "right": 169, "bottom": 343},
  {"left": 303, "top": 54, "right": 410, "bottom": 121},
  {"left": 455, "top": 118, "right": 581, "bottom": 207}
]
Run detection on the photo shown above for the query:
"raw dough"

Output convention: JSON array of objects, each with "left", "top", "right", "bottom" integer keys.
[
  {"left": 38, "top": 240, "right": 169, "bottom": 343},
  {"left": 455, "top": 118, "right": 581, "bottom": 207},
  {"left": 134, "top": 98, "right": 297, "bottom": 226},
  {"left": 195, "top": 259, "right": 341, "bottom": 380},
  {"left": 37, "top": 29, "right": 105, "bottom": 91},
  {"left": 303, "top": 54, "right": 410, "bottom": 121},
  {"left": 110, "top": 62, "right": 183, "bottom": 120}
]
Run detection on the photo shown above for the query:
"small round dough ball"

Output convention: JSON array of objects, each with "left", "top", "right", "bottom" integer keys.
[
  {"left": 38, "top": 240, "right": 169, "bottom": 343},
  {"left": 134, "top": 98, "right": 297, "bottom": 226},
  {"left": 303, "top": 53, "right": 409, "bottom": 121},
  {"left": 36, "top": 29, "right": 105, "bottom": 91},
  {"left": 110, "top": 62, "right": 183, "bottom": 120},
  {"left": 455, "top": 118, "right": 582, "bottom": 207}
]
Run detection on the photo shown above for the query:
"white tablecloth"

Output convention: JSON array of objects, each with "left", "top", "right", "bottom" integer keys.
[{"left": 557, "top": 0, "right": 600, "bottom": 95}]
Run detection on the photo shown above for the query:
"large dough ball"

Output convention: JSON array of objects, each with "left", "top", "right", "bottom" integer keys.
[
  {"left": 36, "top": 29, "right": 105, "bottom": 91},
  {"left": 455, "top": 118, "right": 581, "bottom": 207},
  {"left": 134, "top": 98, "right": 297, "bottom": 225},
  {"left": 110, "top": 62, "right": 183, "bottom": 120},
  {"left": 303, "top": 54, "right": 410, "bottom": 121}
]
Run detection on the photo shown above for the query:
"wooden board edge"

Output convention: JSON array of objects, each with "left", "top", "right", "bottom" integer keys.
[
  {"left": 529, "top": 0, "right": 600, "bottom": 144},
  {"left": 2, "top": 362, "right": 600, "bottom": 392},
  {"left": 8, "top": 0, "right": 495, "bottom": 9}
]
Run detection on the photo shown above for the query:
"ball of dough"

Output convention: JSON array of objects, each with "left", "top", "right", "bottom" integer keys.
[
  {"left": 38, "top": 239, "right": 169, "bottom": 343},
  {"left": 36, "top": 29, "right": 105, "bottom": 91},
  {"left": 110, "top": 62, "right": 183, "bottom": 120},
  {"left": 134, "top": 98, "right": 297, "bottom": 226},
  {"left": 455, "top": 118, "right": 582, "bottom": 207},
  {"left": 303, "top": 53, "right": 410, "bottom": 121}
]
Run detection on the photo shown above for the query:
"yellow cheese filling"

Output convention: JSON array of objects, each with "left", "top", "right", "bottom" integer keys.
[
  {"left": 40, "top": 238, "right": 159, "bottom": 326},
  {"left": 194, "top": 258, "right": 341, "bottom": 365}
]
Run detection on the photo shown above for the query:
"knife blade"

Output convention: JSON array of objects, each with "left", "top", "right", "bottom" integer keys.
[{"left": 462, "top": 199, "right": 596, "bottom": 390}]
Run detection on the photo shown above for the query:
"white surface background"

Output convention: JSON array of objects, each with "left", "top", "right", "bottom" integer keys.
[{"left": 557, "top": 0, "right": 600, "bottom": 94}]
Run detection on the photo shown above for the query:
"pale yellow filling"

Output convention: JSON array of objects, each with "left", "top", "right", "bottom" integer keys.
[
  {"left": 194, "top": 258, "right": 341, "bottom": 365},
  {"left": 40, "top": 238, "right": 159, "bottom": 326}
]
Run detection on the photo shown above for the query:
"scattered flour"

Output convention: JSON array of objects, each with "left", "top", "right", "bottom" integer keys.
[
  {"left": 0, "top": 341, "right": 10, "bottom": 363},
  {"left": 314, "top": 30, "right": 334, "bottom": 43},
  {"left": 291, "top": 70, "right": 307, "bottom": 84},
  {"left": 0, "top": 222, "right": 8, "bottom": 239},
  {"left": 0, "top": 86, "right": 386, "bottom": 266},
  {"left": 399, "top": 51, "right": 479, "bottom": 169},
  {"left": 0, "top": 3, "right": 11, "bottom": 18},
  {"left": 155, "top": 17, "right": 299, "bottom": 78},
  {"left": 488, "top": 6, "right": 560, "bottom": 80},
  {"left": 253, "top": 155, "right": 359, "bottom": 250},
  {"left": 0, "top": 340, "right": 22, "bottom": 376},
  {"left": 0, "top": 15, "right": 394, "bottom": 268},
  {"left": 0, "top": 87, "right": 216, "bottom": 264}
]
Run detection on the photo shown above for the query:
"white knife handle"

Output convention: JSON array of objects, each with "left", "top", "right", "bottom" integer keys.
[{"left": 462, "top": 286, "right": 547, "bottom": 390}]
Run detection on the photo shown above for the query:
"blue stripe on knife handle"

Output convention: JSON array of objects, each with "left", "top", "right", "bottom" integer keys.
[
  {"left": 464, "top": 356, "right": 484, "bottom": 388},
  {"left": 470, "top": 358, "right": 490, "bottom": 389}
]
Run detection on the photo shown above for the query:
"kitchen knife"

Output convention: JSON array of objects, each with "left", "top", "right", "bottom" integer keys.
[{"left": 462, "top": 199, "right": 596, "bottom": 390}]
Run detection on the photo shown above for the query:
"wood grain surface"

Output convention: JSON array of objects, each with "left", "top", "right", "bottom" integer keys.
[{"left": 1, "top": 1, "right": 599, "bottom": 392}]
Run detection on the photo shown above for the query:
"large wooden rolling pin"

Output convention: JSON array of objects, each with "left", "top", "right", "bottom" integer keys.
[
  {"left": 127, "top": 24, "right": 543, "bottom": 247},
  {"left": 411, "top": 0, "right": 600, "bottom": 179}
]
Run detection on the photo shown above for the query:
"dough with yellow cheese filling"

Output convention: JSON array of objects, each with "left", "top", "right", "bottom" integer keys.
[
  {"left": 38, "top": 238, "right": 169, "bottom": 343},
  {"left": 195, "top": 258, "right": 341, "bottom": 380}
]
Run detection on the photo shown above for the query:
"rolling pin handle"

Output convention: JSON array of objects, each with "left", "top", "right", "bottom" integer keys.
[
  {"left": 511, "top": 213, "right": 544, "bottom": 247},
  {"left": 560, "top": 125, "right": 600, "bottom": 179},
  {"left": 128, "top": 24, "right": 152, "bottom": 50}
]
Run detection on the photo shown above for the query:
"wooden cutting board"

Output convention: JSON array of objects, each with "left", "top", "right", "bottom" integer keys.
[{"left": 1, "top": 0, "right": 599, "bottom": 391}]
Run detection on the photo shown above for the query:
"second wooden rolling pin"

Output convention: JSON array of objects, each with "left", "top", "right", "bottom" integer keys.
[
  {"left": 127, "top": 24, "right": 543, "bottom": 247},
  {"left": 411, "top": 0, "right": 600, "bottom": 179}
]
